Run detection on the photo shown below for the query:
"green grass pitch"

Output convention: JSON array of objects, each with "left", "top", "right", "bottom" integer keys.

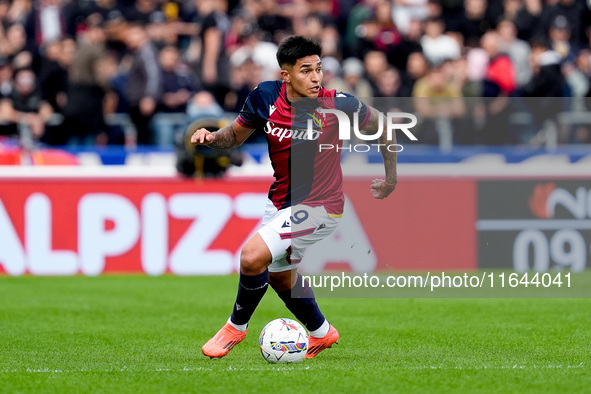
[{"left": 1, "top": 275, "right": 590, "bottom": 393}]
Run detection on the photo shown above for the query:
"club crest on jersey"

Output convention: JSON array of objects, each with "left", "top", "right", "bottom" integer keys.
[{"left": 306, "top": 108, "right": 327, "bottom": 132}]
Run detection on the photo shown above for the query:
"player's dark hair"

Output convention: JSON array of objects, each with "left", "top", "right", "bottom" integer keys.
[{"left": 276, "top": 36, "right": 322, "bottom": 68}]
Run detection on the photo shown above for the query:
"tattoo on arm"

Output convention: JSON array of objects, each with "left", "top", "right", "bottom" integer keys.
[
  {"left": 209, "top": 123, "right": 238, "bottom": 150},
  {"left": 365, "top": 108, "right": 382, "bottom": 132},
  {"left": 375, "top": 108, "right": 397, "bottom": 185},
  {"left": 354, "top": 105, "right": 398, "bottom": 184},
  {"left": 380, "top": 145, "right": 398, "bottom": 185}
]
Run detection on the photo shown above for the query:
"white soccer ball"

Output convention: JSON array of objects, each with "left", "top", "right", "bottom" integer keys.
[{"left": 259, "top": 318, "right": 309, "bottom": 363}]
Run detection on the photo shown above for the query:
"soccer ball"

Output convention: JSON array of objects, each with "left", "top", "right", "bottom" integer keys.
[{"left": 259, "top": 318, "right": 308, "bottom": 363}]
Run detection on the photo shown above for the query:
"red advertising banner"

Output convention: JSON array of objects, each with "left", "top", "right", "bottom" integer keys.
[
  {"left": 0, "top": 177, "right": 477, "bottom": 276},
  {"left": 340, "top": 179, "right": 477, "bottom": 272}
]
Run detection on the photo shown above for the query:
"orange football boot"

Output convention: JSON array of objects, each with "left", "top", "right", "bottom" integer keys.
[
  {"left": 202, "top": 323, "right": 247, "bottom": 358},
  {"left": 305, "top": 325, "right": 339, "bottom": 358}
]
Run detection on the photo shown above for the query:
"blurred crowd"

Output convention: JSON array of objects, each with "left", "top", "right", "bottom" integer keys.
[{"left": 0, "top": 0, "right": 590, "bottom": 147}]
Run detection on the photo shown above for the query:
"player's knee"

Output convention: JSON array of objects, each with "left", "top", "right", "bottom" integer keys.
[
  {"left": 240, "top": 246, "right": 268, "bottom": 275},
  {"left": 269, "top": 271, "right": 295, "bottom": 292}
]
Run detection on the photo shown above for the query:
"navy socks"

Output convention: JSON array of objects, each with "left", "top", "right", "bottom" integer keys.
[
  {"left": 230, "top": 269, "right": 269, "bottom": 326},
  {"left": 229, "top": 270, "right": 325, "bottom": 333},
  {"left": 277, "top": 273, "right": 325, "bottom": 332}
]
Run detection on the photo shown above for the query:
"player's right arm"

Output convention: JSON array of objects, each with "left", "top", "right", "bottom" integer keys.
[{"left": 189, "top": 120, "right": 255, "bottom": 150}]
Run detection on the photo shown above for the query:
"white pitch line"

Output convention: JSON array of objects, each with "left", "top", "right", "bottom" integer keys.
[
  {"left": 0, "top": 363, "right": 584, "bottom": 373},
  {"left": 477, "top": 219, "right": 591, "bottom": 231}
]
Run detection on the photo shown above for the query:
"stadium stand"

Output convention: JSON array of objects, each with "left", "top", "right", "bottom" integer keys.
[{"left": 0, "top": 0, "right": 589, "bottom": 168}]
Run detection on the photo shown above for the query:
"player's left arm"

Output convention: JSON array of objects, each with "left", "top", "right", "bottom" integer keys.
[{"left": 364, "top": 106, "right": 397, "bottom": 199}]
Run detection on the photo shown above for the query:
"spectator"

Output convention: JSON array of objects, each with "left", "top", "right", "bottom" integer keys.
[
  {"left": 387, "top": 18, "right": 423, "bottom": 71},
  {"left": 363, "top": 50, "right": 389, "bottom": 95},
  {"left": 548, "top": 15, "right": 578, "bottom": 63},
  {"left": 398, "top": 51, "right": 429, "bottom": 97},
  {"left": 443, "top": 55, "right": 479, "bottom": 143},
  {"left": 501, "top": 0, "right": 522, "bottom": 22},
  {"left": 413, "top": 62, "right": 463, "bottom": 98},
  {"left": 306, "top": 0, "right": 336, "bottom": 21},
  {"left": 0, "top": 56, "right": 12, "bottom": 98},
  {"left": 372, "top": 0, "right": 401, "bottom": 52},
  {"left": 441, "top": 57, "right": 470, "bottom": 96},
  {"left": 481, "top": 30, "right": 516, "bottom": 96},
  {"left": 227, "top": 27, "right": 279, "bottom": 83},
  {"left": 24, "top": 0, "right": 67, "bottom": 52},
  {"left": 61, "top": 18, "right": 117, "bottom": 146},
  {"left": 4, "top": 0, "right": 32, "bottom": 25},
  {"left": 465, "top": 47, "right": 488, "bottom": 95},
  {"left": 224, "top": 57, "right": 263, "bottom": 136},
  {"left": 5, "top": 67, "right": 53, "bottom": 142},
  {"left": 0, "top": 56, "right": 14, "bottom": 136},
  {"left": 344, "top": 0, "right": 375, "bottom": 57},
  {"left": 521, "top": 44, "right": 568, "bottom": 144},
  {"left": 226, "top": 56, "right": 255, "bottom": 113},
  {"left": 352, "top": 0, "right": 401, "bottom": 58},
  {"left": 197, "top": 0, "right": 230, "bottom": 105},
  {"left": 576, "top": 49, "right": 591, "bottom": 95},
  {"left": 145, "top": 8, "right": 175, "bottom": 49},
  {"left": 538, "top": 0, "right": 587, "bottom": 46},
  {"left": 420, "top": 17, "right": 461, "bottom": 65},
  {"left": 294, "top": 13, "right": 340, "bottom": 58},
  {"left": 426, "top": 0, "right": 443, "bottom": 20},
  {"left": 479, "top": 31, "right": 517, "bottom": 144},
  {"left": 0, "top": 0, "right": 586, "bottom": 149},
  {"left": 153, "top": 45, "right": 199, "bottom": 147},
  {"left": 124, "top": 22, "right": 161, "bottom": 145},
  {"left": 158, "top": 45, "right": 198, "bottom": 113},
  {"left": 11, "top": 48, "right": 32, "bottom": 69},
  {"left": 37, "top": 39, "right": 69, "bottom": 114},
  {"left": 452, "top": 0, "right": 493, "bottom": 48},
  {"left": 391, "top": 0, "right": 429, "bottom": 37},
  {"left": 497, "top": 18, "right": 531, "bottom": 88},
  {"left": 77, "top": 0, "right": 126, "bottom": 27},
  {"left": 1, "top": 23, "right": 27, "bottom": 59},
  {"left": 522, "top": 42, "right": 566, "bottom": 97},
  {"left": 563, "top": 61, "right": 589, "bottom": 102},
  {"left": 321, "top": 56, "right": 344, "bottom": 90},
  {"left": 251, "top": 0, "right": 293, "bottom": 45},
  {"left": 509, "top": 0, "right": 542, "bottom": 42},
  {"left": 437, "top": 0, "right": 461, "bottom": 31},
  {"left": 185, "top": 90, "right": 223, "bottom": 124},
  {"left": 224, "top": 9, "right": 252, "bottom": 54},
  {"left": 375, "top": 66, "right": 402, "bottom": 97},
  {"left": 122, "top": 0, "right": 161, "bottom": 25},
  {"left": 412, "top": 64, "right": 465, "bottom": 144},
  {"left": 328, "top": 57, "right": 373, "bottom": 100}
]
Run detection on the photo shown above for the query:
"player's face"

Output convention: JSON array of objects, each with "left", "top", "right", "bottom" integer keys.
[{"left": 282, "top": 55, "right": 323, "bottom": 99}]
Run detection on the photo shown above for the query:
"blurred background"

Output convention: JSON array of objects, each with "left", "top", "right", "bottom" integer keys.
[
  {"left": 1, "top": 0, "right": 591, "bottom": 276},
  {"left": 0, "top": 0, "right": 589, "bottom": 162}
]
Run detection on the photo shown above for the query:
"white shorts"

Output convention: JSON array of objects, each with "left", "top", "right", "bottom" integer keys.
[{"left": 257, "top": 199, "right": 341, "bottom": 272}]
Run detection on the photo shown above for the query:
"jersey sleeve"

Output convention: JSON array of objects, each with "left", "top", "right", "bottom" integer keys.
[
  {"left": 237, "top": 86, "right": 265, "bottom": 129},
  {"left": 333, "top": 92, "right": 372, "bottom": 130}
]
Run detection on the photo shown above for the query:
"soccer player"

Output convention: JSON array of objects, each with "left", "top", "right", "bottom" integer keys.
[{"left": 190, "top": 36, "right": 397, "bottom": 359}]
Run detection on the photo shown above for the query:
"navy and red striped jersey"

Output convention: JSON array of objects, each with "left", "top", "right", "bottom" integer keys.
[{"left": 237, "top": 80, "right": 371, "bottom": 215}]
